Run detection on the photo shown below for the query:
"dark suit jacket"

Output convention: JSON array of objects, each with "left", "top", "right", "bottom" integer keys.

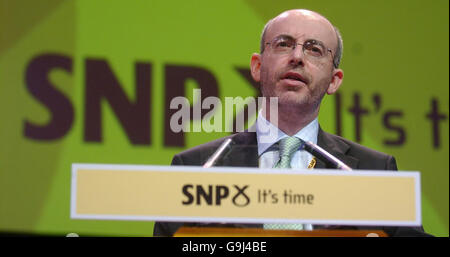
[{"left": 153, "top": 129, "right": 431, "bottom": 237}]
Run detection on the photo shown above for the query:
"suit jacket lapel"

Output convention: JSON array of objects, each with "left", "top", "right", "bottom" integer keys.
[
  {"left": 219, "top": 128, "right": 359, "bottom": 169},
  {"left": 315, "top": 128, "right": 359, "bottom": 169}
]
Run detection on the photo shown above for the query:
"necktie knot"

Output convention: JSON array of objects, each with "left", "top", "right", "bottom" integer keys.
[{"left": 274, "top": 137, "right": 302, "bottom": 168}]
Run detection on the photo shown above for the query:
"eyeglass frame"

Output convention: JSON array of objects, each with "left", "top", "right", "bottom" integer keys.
[{"left": 264, "top": 34, "right": 335, "bottom": 67}]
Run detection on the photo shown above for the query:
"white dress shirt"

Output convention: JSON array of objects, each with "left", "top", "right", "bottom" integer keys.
[{"left": 256, "top": 112, "right": 319, "bottom": 170}]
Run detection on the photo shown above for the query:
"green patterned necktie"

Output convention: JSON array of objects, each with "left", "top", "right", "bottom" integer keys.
[
  {"left": 264, "top": 136, "right": 304, "bottom": 231},
  {"left": 274, "top": 137, "right": 302, "bottom": 168}
]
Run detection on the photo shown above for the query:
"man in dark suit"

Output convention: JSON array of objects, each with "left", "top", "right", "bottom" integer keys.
[{"left": 154, "top": 9, "right": 429, "bottom": 236}]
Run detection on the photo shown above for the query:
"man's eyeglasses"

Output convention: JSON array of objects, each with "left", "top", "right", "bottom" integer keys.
[{"left": 265, "top": 35, "right": 334, "bottom": 65}]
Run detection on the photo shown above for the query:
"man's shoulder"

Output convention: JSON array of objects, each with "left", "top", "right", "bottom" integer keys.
[
  {"left": 323, "top": 131, "right": 388, "bottom": 156},
  {"left": 172, "top": 132, "right": 257, "bottom": 166},
  {"left": 320, "top": 130, "right": 397, "bottom": 170},
  {"left": 176, "top": 135, "right": 232, "bottom": 157}
]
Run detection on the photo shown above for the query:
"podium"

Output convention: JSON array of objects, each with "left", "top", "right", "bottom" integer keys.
[
  {"left": 174, "top": 227, "right": 387, "bottom": 237},
  {"left": 70, "top": 164, "right": 421, "bottom": 237}
]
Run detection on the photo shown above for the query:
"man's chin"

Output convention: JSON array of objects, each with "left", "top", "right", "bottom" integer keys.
[{"left": 277, "top": 92, "right": 310, "bottom": 107}]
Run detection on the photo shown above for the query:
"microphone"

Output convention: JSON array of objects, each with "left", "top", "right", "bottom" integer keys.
[
  {"left": 201, "top": 138, "right": 234, "bottom": 227},
  {"left": 299, "top": 139, "right": 352, "bottom": 171},
  {"left": 202, "top": 138, "right": 233, "bottom": 168}
]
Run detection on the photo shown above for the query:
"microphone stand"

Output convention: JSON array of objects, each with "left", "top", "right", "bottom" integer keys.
[
  {"left": 299, "top": 139, "right": 352, "bottom": 171},
  {"left": 202, "top": 138, "right": 233, "bottom": 168}
]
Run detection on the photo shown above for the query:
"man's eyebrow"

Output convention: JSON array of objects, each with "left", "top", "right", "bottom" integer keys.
[
  {"left": 272, "top": 34, "right": 295, "bottom": 40},
  {"left": 305, "top": 38, "right": 327, "bottom": 48},
  {"left": 273, "top": 35, "right": 327, "bottom": 47}
]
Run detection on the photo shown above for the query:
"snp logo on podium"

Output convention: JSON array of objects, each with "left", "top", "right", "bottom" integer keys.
[{"left": 181, "top": 184, "right": 250, "bottom": 207}]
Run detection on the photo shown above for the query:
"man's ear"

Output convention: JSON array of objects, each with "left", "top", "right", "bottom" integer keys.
[
  {"left": 327, "top": 68, "right": 344, "bottom": 95},
  {"left": 250, "top": 53, "right": 262, "bottom": 82}
]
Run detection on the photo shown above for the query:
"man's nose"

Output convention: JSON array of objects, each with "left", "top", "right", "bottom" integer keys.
[{"left": 289, "top": 45, "right": 305, "bottom": 67}]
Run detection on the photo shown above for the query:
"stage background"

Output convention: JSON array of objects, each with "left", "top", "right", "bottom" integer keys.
[{"left": 0, "top": 0, "right": 448, "bottom": 236}]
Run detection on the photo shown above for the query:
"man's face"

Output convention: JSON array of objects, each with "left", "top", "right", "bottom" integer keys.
[{"left": 251, "top": 11, "right": 343, "bottom": 110}]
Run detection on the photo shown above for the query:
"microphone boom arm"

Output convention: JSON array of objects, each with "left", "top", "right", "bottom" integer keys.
[{"left": 301, "top": 140, "right": 352, "bottom": 171}]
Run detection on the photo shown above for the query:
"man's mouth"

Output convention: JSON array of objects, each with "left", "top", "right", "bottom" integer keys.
[{"left": 281, "top": 72, "right": 308, "bottom": 85}]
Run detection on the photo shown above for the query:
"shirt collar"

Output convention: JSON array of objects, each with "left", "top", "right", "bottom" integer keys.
[{"left": 255, "top": 110, "right": 319, "bottom": 156}]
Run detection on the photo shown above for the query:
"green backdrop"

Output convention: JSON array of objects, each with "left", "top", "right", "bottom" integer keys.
[{"left": 0, "top": 0, "right": 448, "bottom": 236}]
